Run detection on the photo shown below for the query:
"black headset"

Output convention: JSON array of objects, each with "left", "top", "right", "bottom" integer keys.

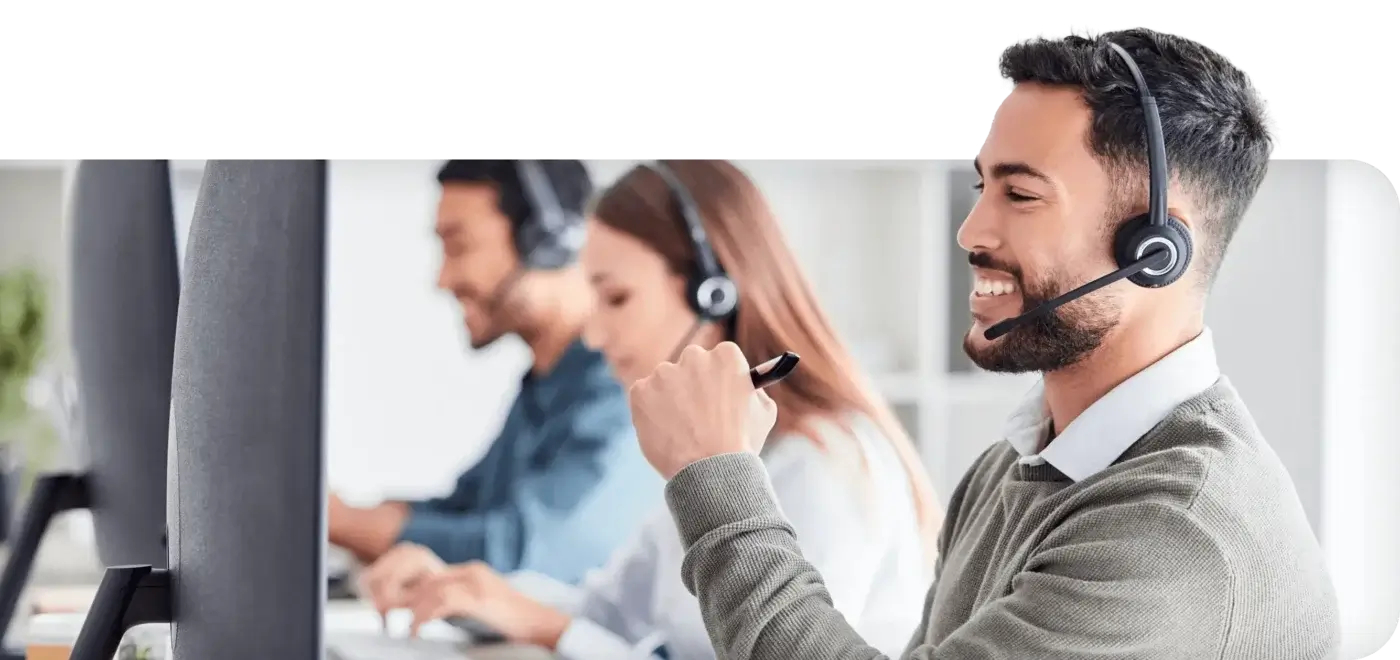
[
  {"left": 643, "top": 161, "right": 740, "bottom": 323},
  {"left": 513, "top": 160, "right": 587, "bottom": 270},
  {"left": 983, "top": 42, "right": 1194, "bottom": 340},
  {"left": 1106, "top": 42, "right": 1194, "bottom": 289}
]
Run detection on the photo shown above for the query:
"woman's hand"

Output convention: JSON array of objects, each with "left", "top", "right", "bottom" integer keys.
[
  {"left": 359, "top": 543, "right": 446, "bottom": 618},
  {"left": 404, "top": 561, "right": 572, "bottom": 648}
]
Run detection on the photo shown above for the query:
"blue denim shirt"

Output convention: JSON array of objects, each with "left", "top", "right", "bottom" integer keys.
[{"left": 398, "top": 340, "right": 662, "bottom": 584}]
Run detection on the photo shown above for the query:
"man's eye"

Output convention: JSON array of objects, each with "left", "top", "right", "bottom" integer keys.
[{"left": 973, "top": 182, "right": 1037, "bottom": 203}]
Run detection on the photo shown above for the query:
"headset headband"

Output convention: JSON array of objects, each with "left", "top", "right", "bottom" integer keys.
[
  {"left": 646, "top": 161, "right": 727, "bottom": 283},
  {"left": 515, "top": 160, "right": 566, "bottom": 232},
  {"left": 1107, "top": 42, "right": 1168, "bottom": 229}
]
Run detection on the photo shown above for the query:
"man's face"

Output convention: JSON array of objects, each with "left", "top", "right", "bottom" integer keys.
[
  {"left": 435, "top": 183, "right": 521, "bottom": 349},
  {"left": 959, "top": 83, "right": 1127, "bottom": 372}
]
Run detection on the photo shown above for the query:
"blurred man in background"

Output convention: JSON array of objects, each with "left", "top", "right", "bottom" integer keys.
[{"left": 328, "top": 160, "right": 662, "bottom": 588}]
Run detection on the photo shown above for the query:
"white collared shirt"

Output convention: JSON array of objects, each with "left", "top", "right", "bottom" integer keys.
[
  {"left": 1002, "top": 327, "right": 1222, "bottom": 482},
  {"left": 548, "top": 415, "right": 931, "bottom": 660}
]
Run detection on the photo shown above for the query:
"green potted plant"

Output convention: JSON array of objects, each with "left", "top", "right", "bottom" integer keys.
[{"left": 0, "top": 266, "right": 52, "bottom": 530}]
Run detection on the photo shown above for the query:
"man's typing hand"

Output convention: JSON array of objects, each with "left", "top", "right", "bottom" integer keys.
[
  {"left": 359, "top": 543, "right": 447, "bottom": 620},
  {"left": 404, "top": 561, "right": 571, "bottom": 648}
]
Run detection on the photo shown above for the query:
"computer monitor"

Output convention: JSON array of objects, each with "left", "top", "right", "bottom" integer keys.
[
  {"left": 69, "top": 160, "right": 516, "bottom": 659},
  {"left": 70, "top": 161, "right": 331, "bottom": 660},
  {"left": 71, "top": 160, "right": 180, "bottom": 568},
  {"left": 0, "top": 160, "right": 179, "bottom": 656}
]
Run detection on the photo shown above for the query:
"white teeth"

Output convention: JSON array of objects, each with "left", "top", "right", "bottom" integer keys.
[{"left": 974, "top": 277, "right": 1017, "bottom": 296}]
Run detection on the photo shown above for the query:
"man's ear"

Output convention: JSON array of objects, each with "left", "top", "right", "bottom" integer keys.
[
  {"left": 1163, "top": 178, "right": 1197, "bottom": 230},
  {"left": 1166, "top": 204, "right": 1195, "bottom": 232}
]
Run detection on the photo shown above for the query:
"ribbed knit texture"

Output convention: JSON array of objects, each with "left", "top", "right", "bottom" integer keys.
[{"left": 666, "top": 377, "right": 1341, "bottom": 659}]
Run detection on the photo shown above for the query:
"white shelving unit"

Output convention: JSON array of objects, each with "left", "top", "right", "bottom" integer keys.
[{"left": 583, "top": 160, "right": 1037, "bottom": 497}]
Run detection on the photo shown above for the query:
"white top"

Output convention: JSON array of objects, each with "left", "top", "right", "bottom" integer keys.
[
  {"left": 553, "top": 415, "right": 931, "bottom": 659},
  {"left": 1002, "top": 327, "right": 1222, "bottom": 482}
]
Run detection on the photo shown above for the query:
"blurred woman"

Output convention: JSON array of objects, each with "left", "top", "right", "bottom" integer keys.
[{"left": 363, "top": 160, "right": 942, "bottom": 659}]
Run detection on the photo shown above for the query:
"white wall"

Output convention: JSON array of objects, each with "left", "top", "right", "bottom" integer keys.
[{"left": 1321, "top": 160, "right": 1400, "bottom": 659}]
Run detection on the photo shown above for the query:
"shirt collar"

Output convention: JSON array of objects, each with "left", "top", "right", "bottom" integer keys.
[
  {"left": 520, "top": 338, "right": 609, "bottom": 405},
  {"left": 1002, "top": 327, "right": 1222, "bottom": 482}
]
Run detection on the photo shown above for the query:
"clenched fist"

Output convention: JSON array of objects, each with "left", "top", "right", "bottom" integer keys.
[{"left": 627, "top": 342, "right": 778, "bottom": 479}]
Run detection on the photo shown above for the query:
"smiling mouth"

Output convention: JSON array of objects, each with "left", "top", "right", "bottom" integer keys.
[{"left": 972, "top": 275, "right": 1019, "bottom": 297}]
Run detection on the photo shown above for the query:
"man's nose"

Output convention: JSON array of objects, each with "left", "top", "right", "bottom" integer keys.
[{"left": 960, "top": 203, "right": 1005, "bottom": 257}]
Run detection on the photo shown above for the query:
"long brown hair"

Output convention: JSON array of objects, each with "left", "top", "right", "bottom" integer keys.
[{"left": 592, "top": 160, "right": 942, "bottom": 558}]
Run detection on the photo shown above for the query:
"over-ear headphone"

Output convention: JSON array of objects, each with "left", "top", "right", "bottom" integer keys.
[
  {"left": 513, "top": 160, "right": 587, "bottom": 270},
  {"left": 983, "top": 42, "right": 1194, "bottom": 341},
  {"left": 643, "top": 161, "right": 740, "bottom": 323}
]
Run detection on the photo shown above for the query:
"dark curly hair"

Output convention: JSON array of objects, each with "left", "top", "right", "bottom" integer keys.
[{"left": 999, "top": 28, "right": 1273, "bottom": 288}]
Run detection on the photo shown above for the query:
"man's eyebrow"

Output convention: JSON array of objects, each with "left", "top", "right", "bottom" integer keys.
[{"left": 972, "top": 158, "right": 1053, "bottom": 185}]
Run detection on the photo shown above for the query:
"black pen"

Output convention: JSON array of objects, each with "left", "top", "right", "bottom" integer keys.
[{"left": 750, "top": 351, "right": 800, "bottom": 389}]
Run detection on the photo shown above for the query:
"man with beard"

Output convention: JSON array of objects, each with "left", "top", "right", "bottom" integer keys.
[
  {"left": 622, "top": 29, "right": 1341, "bottom": 660},
  {"left": 328, "top": 161, "right": 662, "bottom": 587}
]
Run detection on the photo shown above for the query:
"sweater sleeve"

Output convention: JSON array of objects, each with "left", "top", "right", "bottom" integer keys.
[
  {"left": 666, "top": 452, "right": 890, "bottom": 660},
  {"left": 667, "top": 453, "right": 1234, "bottom": 660}
]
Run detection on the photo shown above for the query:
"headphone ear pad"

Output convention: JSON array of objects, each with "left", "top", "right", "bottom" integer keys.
[
  {"left": 1112, "top": 213, "right": 1194, "bottom": 288},
  {"left": 689, "top": 274, "right": 739, "bottom": 321},
  {"left": 514, "top": 220, "right": 542, "bottom": 268},
  {"left": 515, "top": 214, "right": 584, "bottom": 270}
]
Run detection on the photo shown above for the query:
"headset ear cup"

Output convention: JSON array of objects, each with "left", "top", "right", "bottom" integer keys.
[
  {"left": 1113, "top": 213, "right": 1194, "bottom": 288},
  {"left": 515, "top": 215, "right": 584, "bottom": 270},
  {"left": 514, "top": 221, "right": 541, "bottom": 268},
  {"left": 690, "top": 274, "right": 739, "bottom": 321}
]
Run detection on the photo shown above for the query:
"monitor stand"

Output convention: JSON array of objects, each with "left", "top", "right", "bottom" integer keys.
[
  {"left": 67, "top": 565, "right": 171, "bottom": 660},
  {"left": 0, "top": 472, "right": 91, "bottom": 660}
]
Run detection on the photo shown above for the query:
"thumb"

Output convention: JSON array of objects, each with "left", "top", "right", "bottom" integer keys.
[
  {"left": 755, "top": 389, "right": 777, "bottom": 417},
  {"left": 745, "top": 390, "right": 779, "bottom": 452},
  {"left": 750, "top": 389, "right": 779, "bottom": 435}
]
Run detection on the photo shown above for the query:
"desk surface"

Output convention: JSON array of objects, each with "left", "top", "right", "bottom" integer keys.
[{"left": 24, "top": 599, "right": 553, "bottom": 659}]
